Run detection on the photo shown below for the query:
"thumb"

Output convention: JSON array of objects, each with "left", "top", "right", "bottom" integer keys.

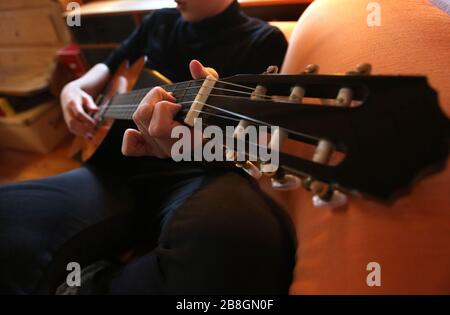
[
  {"left": 189, "top": 60, "right": 219, "bottom": 80},
  {"left": 81, "top": 92, "right": 98, "bottom": 112},
  {"left": 122, "top": 128, "right": 148, "bottom": 157}
]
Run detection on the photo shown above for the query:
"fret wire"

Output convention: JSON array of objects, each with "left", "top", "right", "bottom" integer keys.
[
  {"left": 107, "top": 77, "right": 259, "bottom": 108},
  {"left": 112, "top": 77, "right": 256, "bottom": 99},
  {"left": 183, "top": 80, "right": 192, "bottom": 102},
  {"left": 129, "top": 91, "right": 137, "bottom": 107},
  {"left": 110, "top": 79, "right": 199, "bottom": 100},
  {"left": 106, "top": 106, "right": 242, "bottom": 124},
  {"left": 110, "top": 84, "right": 270, "bottom": 110},
  {"left": 105, "top": 79, "right": 267, "bottom": 119},
  {"left": 105, "top": 91, "right": 262, "bottom": 113}
]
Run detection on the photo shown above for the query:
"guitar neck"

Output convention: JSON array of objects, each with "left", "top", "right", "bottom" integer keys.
[
  {"left": 102, "top": 80, "right": 203, "bottom": 120},
  {"left": 93, "top": 71, "right": 449, "bottom": 200}
]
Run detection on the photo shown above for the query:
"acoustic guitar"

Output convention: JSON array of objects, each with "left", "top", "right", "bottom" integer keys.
[{"left": 73, "top": 56, "right": 449, "bottom": 205}]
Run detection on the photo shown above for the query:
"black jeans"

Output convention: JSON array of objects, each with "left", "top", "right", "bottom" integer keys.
[{"left": 0, "top": 152, "right": 295, "bottom": 294}]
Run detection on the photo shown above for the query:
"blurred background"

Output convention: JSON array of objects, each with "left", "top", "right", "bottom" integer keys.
[{"left": 0, "top": 0, "right": 311, "bottom": 183}]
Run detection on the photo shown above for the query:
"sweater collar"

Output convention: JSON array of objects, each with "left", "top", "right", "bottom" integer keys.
[{"left": 189, "top": 1, "right": 246, "bottom": 33}]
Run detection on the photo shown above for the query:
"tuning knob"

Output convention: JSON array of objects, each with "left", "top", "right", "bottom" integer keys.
[
  {"left": 270, "top": 169, "right": 301, "bottom": 191},
  {"left": 312, "top": 190, "right": 348, "bottom": 208},
  {"left": 236, "top": 161, "right": 262, "bottom": 179},
  {"left": 271, "top": 174, "right": 301, "bottom": 191},
  {"left": 303, "top": 177, "right": 348, "bottom": 208}
]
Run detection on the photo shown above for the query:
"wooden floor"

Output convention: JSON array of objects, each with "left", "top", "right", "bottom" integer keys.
[{"left": 0, "top": 136, "right": 81, "bottom": 185}]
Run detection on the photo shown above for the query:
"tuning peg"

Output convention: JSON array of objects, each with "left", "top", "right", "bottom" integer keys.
[
  {"left": 348, "top": 63, "right": 372, "bottom": 75},
  {"left": 251, "top": 65, "right": 278, "bottom": 98},
  {"left": 260, "top": 126, "right": 286, "bottom": 175},
  {"left": 312, "top": 190, "right": 348, "bottom": 208},
  {"left": 304, "top": 64, "right": 319, "bottom": 74},
  {"left": 231, "top": 66, "right": 279, "bottom": 180},
  {"left": 270, "top": 169, "right": 301, "bottom": 191},
  {"left": 303, "top": 178, "right": 348, "bottom": 208},
  {"left": 289, "top": 64, "right": 319, "bottom": 102},
  {"left": 236, "top": 160, "right": 262, "bottom": 179},
  {"left": 263, "top": 65, "right": 279, "bottom": 75},
  {"left": 225, "top": 147, "right": 261, "bottom": 179},
  {"left": 337, "top": 63, "right": 373, "bottom": 106},
  {"left": 336, "top": 88, "right": 353, "bottom": 107},
  {"left": 225, "top": 147, "right": 236, "bottom": 161}
]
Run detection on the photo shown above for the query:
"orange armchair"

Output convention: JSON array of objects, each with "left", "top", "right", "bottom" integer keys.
[{"left": 280, "top": 0, "right": 450, "bottom": 294}]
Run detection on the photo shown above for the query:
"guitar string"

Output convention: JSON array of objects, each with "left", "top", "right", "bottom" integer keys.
[
  {"left": 104, "top": 91, "right": 293, "bottom": 128},
  {"left": 186, "top": 120, "right": 277, "bottom": 159},
  {"left": 110, "top": 78, "right": 273, "bottom": 103},
  {"left": 109, "top": 78, "right": 203, "bottom": 100},
  {"left": 106, "top": 75, "right": 293, "bottom": 115},
  {"left": 106, "top": 99, "right": 318, "bottom": 142},
  {"left": 104, "top": 91, "right": 275, "bottom": 122},
  {"left": 113, "top": 77, "right": 261, "bottom": 99},
  {"left": 182, "top": 101, "right": 317, "bottom": 141},
  {"left": 106, "top": 102, "right": 264, "bottom": 128},
  {"left": 112, "top": 88, "right": 274, "bottom": 108},
  {"left": 106, "top": 89, "right": 267, "bottom": 120},
  {"left": 105, "top": 78, "right": 279, "bottom": 121},
  {"left": 110, "top": 85, "right": 273, "bottom": 106},
  {"left": 106, "top": 92, "right": 279, "bottom": 110},
  {"left": 104, "top": 105, "right": 277, "bottom": 156},
  {"left": 106, "top": 106, "right": 243, "bottom": 124},
  {"left": 103, "top": 74, "right": 315, "bottom": 140}
]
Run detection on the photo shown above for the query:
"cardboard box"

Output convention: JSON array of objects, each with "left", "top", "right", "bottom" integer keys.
[
  {"left": 0, "top": 0, "right": 71, "bottom": 96},
  {"left": 0, "top": 0, "right": 71, "bottom": 153},
  {"left": 0, "top": 102, "right": 69, "bottom": 154}
]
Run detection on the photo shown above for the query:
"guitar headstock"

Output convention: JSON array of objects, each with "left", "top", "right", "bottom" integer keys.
[{"left": 177, "top": 64, "right": 450, "bottom": 203}]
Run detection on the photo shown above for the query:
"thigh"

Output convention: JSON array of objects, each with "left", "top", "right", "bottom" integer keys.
[
  {"left": 109, "top": 171, "right": 296, "bottom": 294},
  {"left": 159, "top": 171, "right": 296, "bottom": 294},
  {"left": 0, "top": 166, "right": 135, "bottom": 294}
]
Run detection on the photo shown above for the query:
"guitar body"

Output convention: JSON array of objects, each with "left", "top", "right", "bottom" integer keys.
[
  {"left": 86, "top": 57, "right": 146, "bottom": 162},
  {"left": 280, "top": 0, "right": 450, "bottom": 294},
  {"left": 72, "top": 57, "right": 170, "bottom": 162}
]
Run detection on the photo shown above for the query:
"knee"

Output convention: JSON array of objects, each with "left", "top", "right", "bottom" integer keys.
[
  {"left": 161, "top": 172, "right": 295, "bottom": 293},
  {"left": 0, "top": 224, "right": 50, "bottom": 294},
  {"left": 0, "top": 184, "right": 73, "bottom": 293}
]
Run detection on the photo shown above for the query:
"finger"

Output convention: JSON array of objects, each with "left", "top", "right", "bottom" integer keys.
[
  {"left": 122, "top": 128, "right": 149, "bottom": 157},
  {"left": 189, "top": 59, "right": 219, "bottom": 80},
  {"left": 67, "top": 107, "right": 96, "bottom": 135},
  {"left": 133, "top": 111, "right": 174, "bottom": 159},
  {"left": 148, "top": 101, "right": 182, "bottom": 138},
  {"left": 141, "top": 86, "right": 176, "bottom": 104},
  {"left": 70, "top": 100, "right": 97, "bottom": 127},
  {"left": 133, "top": 97, "right": 154, "bottom": 129},
  {"left": 81, "top": 91, "right": 98, "bottom": 112},
  {"left": 133, "top": 87, "right": 176, "bottom": 128},
  {"left": 67, "top": 118, "right": 93, "bottom": 138}
]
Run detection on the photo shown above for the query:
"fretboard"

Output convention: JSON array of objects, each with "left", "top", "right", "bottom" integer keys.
[{"left": 103, "top": 79, "right": 205, "bottom": 120}]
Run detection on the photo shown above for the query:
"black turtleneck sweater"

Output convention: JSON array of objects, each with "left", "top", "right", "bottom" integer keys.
[{"left": 103, "top": 1, "right": 288, "bottom": 82}]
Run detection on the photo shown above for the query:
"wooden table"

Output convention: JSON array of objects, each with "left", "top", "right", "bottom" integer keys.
[{"left": 66, "top": 0, "right": 313, "bottom": 17}]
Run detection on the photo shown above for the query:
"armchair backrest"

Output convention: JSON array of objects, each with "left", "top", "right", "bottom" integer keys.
[{"left": 280, "top": 0, "right": 450, "bottom": 294}]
